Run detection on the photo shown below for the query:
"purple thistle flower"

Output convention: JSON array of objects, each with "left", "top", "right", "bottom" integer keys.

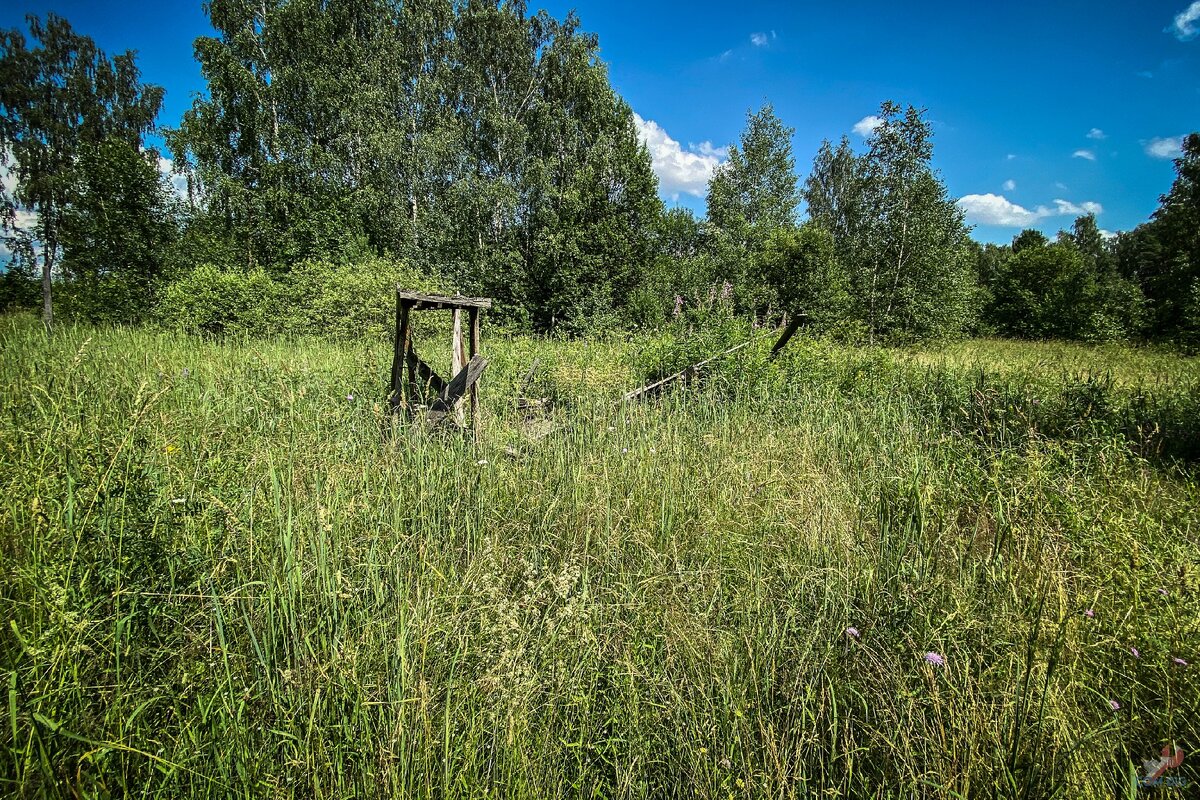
[
  {"left": 1130, "top": 647, "right": 1140, "bottom": 658},
  {"left": 924, "top": 651, "right": 945, "bottom": 667},
  {"left": 1109, "top": 699, "right": 1120, "bottom": 712},
  {"left": 845, "top": 627, "right": 860, "bottom": 640},
  {"left": 1084, "top": 608, "right": 1095, "bottom": 619},
  {"left": 1172, "top": 657, "right": 1188, "bottom": 667}
]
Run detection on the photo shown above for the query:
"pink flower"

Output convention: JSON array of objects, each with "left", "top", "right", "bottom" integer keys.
[
  {"left": 1158, "top": 588, "right": 1169, "bottom": 597},
  {"left": 1172, "top": 657, "right": 1188, "bottom": 667},
  {"left": 845, "top": 627, "right": 860, "bottom": 640},
  {"left": 1084, "top": 608, "right": 1095, "bottom": 619},
  {"left": 1109, "top": 699, "right": 1120, "bottom": 712},
  {"left": 1130, "top": 647, "right": 1140, "bottom": 658},
  {"left": 924, "top": 651, "right": 945, "bottom": 667}
]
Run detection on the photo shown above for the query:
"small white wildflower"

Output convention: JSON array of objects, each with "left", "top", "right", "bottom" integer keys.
[
  {"left": 170, "top": 498, "right": 186, "bottom": 505},
  {"left": 476, "top": 459, "right": 488, "bottom": 466}
]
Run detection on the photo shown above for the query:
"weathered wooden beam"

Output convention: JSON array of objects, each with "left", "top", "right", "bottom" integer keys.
[
  {"left": 623, "top": 340, "right": 753, "bottom": 402},
  {"left": 396, "top": 289, "right": 492, "bottom": 311},
  {"left": 427, "top": 355, "right": 489, "bottom": 427},
  {"left": 389, "top": 299, "right": 413, "bottom": 409},
  {"left": 468, "top": 308, "right": 481, "bottom": 440},
  {"left": 451, "top": 310, "right": 466, "bottom": 426}
]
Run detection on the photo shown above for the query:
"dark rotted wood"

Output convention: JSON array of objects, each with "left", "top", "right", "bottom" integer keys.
[
  {"left": 396, "top": 289, "right": 492, "bottom": 311},
  {"left": 406, "top": 348, "right": 447, "bottom": 395},
  {"left": 389, "top": 299, "right": 413, "bottom": 409},
  {"left": 623, "top": 340, "right": 753, "bottom": 402},
  {"left": 468, "top": 308, "right": 481, "bottom": 440},
  {"left": 450, "top": 310, "right": 467, "bottom": 426},
  {"left": 769, "top": 313, "right": 806, "bottom": 360},
  {"left": 427, "top": 355, "right": 489, "bottom": 426}
]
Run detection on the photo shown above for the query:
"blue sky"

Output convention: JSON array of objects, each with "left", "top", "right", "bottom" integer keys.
[{"left": 3, "top": 0, "right": 1198, "bottom": 243}]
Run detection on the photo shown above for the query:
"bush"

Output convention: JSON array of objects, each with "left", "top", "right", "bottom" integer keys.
[{"left": 156, "top": 257, "right": 446, "bottom": 340}]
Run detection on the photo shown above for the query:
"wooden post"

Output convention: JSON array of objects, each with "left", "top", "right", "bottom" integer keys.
[
  {"left": 390, "top": 298, "right": 412, "bottom": 410},
  {"left": 468, "top": 308, "right": 481, "bottom": 440},
  {"left": 450, "top": 309, "right": 466, "bottom": 426}
]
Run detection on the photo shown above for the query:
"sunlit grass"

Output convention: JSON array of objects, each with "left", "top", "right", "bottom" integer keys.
[{"left": 1, "top": 314, "right": 1197, "bottom": 798}]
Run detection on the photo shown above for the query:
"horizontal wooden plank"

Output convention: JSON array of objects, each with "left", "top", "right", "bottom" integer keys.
[{"left": 396, "top": 289, "right": 493, "bottom": 310}]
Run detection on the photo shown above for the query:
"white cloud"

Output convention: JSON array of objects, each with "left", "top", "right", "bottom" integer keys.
[
  {"left": 1052, "top": 199, "right": 1103, "bottom": 216},
  {"left": 1144, "top": 136, "right": 1184, "bottom": 159},
  {"left": 1086, "top": 128, "right": 1106, "bottom": 140},
  {"left": 157, "top": 156, "right": 190, "bottom": 200},
  {"left": 957, "top": 192, "right": 1103, "bottom": 227},
  {"left": 853, "top": 115, "right": 883, "bottom": 137},
  {"left": 633, "top": 113, "right": 725, "bottom": 200},
  {"left": 1072, "top": 149, "right": 1096, "bottom": 161},
  {"left": 1006, "top": 154, "right": 1017, "bottom": 160},
  {"left": 1003, "top": 179, "right": 1016, "bottom": 191},
  {"left": 750, "top": 32, "right": 768, "bottom": 47},
  {"left": 1169, "top": 1, "right": 1200, "bottom": 40},
  {"left": 694, "top": 141, "right": 729, "bottom": 160}
]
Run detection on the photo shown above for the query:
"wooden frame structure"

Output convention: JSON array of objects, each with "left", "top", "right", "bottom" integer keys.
[{"left": 388, "top": 290, "right": 493, "bottom": 434}]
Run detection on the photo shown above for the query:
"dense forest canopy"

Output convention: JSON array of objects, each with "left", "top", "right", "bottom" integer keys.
[{"left": 1, "top": 4, "right": 1198, "bottom": 346}]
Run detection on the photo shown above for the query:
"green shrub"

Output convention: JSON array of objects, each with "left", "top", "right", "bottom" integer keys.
[{"left": 156, "top": 257, "right": 447, "bottom": 340}]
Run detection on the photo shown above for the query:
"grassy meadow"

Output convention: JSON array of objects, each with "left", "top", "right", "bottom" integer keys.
[{"left": 1, "top": 313, "right": 1198, "bottom": 798}]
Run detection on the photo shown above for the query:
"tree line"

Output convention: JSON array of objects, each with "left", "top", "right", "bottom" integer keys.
[{"left": 1, "top": 4, "right": 1198, "bottom": 347}]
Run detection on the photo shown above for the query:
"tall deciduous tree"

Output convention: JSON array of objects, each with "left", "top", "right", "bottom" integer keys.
[
  {"left": 1117, "top": 133, "right": 1200, "bottom": 345},
  {"left": 804, "top": 102, "right": 975, "bottom": 343},
  {"left": 0, "top": 13, "right": 163, "bottom": 330},
  {"left": 706, "top": 104, "right": 798, "bottom": 255}
]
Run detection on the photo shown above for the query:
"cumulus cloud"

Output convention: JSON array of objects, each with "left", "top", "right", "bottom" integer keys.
[
  {"left": 633, "top": 113, "right": 725, "bottom": 200},
  {"left": 1003, "top": 179, "right": 1016, "bottom": 191},
  {"left": 1144, "top": 136, "right": 1184, "bottom": 159},
  {"left": 1086, "top": 128, "right": 1106, "bottom": 140},
  {"left": 957, "top": 192, "right": 1103, "bottom": 227},
  {"left": 750, "top": 32, "right": 768, "bottom": 47},
  {"left": 853, "top": 115, "right": 883, "bottom": 137},
  {"left": 1169, "top": 1, "right": 1200, "bottom": 40},
  {"left": 1072, "top": 149, "right": 1096, "bottom": 161},
  {"left": 157, "top": 156, "right": 190, "bottom": 200}
]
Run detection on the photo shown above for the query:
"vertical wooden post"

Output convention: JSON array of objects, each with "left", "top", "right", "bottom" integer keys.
[
  {"left": 468, "top": 308, "right": 481, "bottom": 440},
  {"left": 390, "top": 297, "right": 412, "bottom": 411},
  {"left": 450, "top": 309, "right": 466, "bottom": 426}
]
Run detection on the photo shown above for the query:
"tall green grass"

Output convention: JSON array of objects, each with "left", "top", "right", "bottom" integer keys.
[{"left": 1, "top": 314, "right": 1197, "bottom": 798}]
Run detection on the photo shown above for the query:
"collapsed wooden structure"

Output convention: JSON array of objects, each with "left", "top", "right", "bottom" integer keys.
[{"left": 388, "top": 290, "right": 492, "bottom": 434}]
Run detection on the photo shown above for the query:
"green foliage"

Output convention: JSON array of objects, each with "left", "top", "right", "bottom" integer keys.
[
  {"left": 0, "top": 13, "right": 164, "bottom": 329},
  {"left": 56, "top": 137, "right": 178, "bottom": 324},
  {"left": 156, "top": 263, "right": 280, "bottom": 337},
  {"left": 170, "top": 0, "right": 660, "bottom": 331},
  {"left": 986, "top": 220, "right": 1143, "bottom": 342},
  {"left": 156, "top": 257, "right": 443, "bottom": 339},
  {"left": 753, "top": 223, "right": 851, "bottom": 332},
  {"left": 705, "top": 104, "right": 799, "bottom": 292},
  {"left": 1117, "top": 133, "right": 1200, "bottom": 347},
  {"left": 804, "top": 102, "right": 976, "bottom": 343}
]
